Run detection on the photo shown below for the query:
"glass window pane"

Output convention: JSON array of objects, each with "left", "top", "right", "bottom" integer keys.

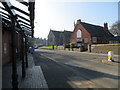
[{"left": 77, "top": 29, "right": 82, "bottom": 38}]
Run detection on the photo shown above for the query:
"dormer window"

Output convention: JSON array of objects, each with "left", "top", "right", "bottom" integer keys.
[{"left": 77, "top": 29, "right": 82, "bottom": 38}]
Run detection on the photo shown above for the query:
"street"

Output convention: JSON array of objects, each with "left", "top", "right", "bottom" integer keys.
[{"left": 33, "top": 49, "right": 119, "bottom": 88}]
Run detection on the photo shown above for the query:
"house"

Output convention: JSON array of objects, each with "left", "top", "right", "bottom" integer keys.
[
  {"left": 70, "top": 19, "right": 117, "bottom": 49},
  {"left": 60, "top": 30, "right": 72, "bottom": 45},
  {"left": 48, "top": 29, "right": 72, "bottom": 46}
]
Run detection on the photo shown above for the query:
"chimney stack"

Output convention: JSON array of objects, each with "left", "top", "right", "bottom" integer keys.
[
  {"left": 104, "top": 22, "right": 108, "bottom": 31},
  {"left": 77, "top": 19, "right": 81, "bottom": 24}
]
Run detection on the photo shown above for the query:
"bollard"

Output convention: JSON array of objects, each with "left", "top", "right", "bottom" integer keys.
[
  {"left": 108, "top": 51, "right": 114, "bottom": 61},
  {"left": 52, "top": 45, "right": 54, "bottom": 50}
]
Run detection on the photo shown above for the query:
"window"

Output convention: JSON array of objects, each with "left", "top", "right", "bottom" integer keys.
[
  {"left": 92, "top": 37, "right": 97, "bottom": 43},
  {"left": 84, "top": 38, "right": 88, "bottom": 43},
  {"left": 77, "top": 29, "right": 82, "bottom": 38}
]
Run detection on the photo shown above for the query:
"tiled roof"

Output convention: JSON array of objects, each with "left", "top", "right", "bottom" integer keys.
[
  {"left": 115, "top": 36, "right": 120, "bottom": 41},
  {"left": 50, "top": 30, "right": 62, "bottom": 37},
  {"left": 80, "top": 22, "right": 116, "bottom": 41},
  {"left": 50, "top": 30, "right": 72, "bottom": 37},
  {"left": 63, "top": 30, "right": 72, "bottom": 37}
]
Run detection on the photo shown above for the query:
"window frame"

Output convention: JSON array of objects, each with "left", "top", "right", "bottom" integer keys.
[{"left": 76, "top": 29, "right": 82, "bottom": 38}]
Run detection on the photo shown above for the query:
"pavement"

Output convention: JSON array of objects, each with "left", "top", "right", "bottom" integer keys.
[{"left": 2, "top": 53, "right": 48, "bottom": 89}]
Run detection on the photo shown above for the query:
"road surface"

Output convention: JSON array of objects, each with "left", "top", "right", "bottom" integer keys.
[{"left": 33, "top": 49, "right": 119, "bottom": 89}]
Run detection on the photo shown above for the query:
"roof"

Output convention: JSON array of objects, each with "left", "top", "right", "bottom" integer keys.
[
  {"left": 115, "top": 36, "right": 120, "bottom": 41},
  {"left": 80, "top": 22, "right": 116, "bottom": 41},
  {"left": 50, "top": 30, "right": 62, "bottom": 37},
  {"left": 1, "top": 0, "right": 35, "bottom": 37},
  {"left": 50, "top": 30, "right": 72, "bottom": 37},
  {"left": 63, "top": 30, "right": 72, "bottom": 37}
]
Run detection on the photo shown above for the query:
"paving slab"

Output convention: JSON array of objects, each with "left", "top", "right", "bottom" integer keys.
[
  {"left": 2, "top": 53, "right": 48, "bottom": 89},
  {"left": 19, "top": 66, "right": 48, "bottom": 88}
]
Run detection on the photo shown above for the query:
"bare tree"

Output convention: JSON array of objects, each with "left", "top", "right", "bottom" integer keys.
[{"left": 109, "top": 21, "right": 120, "bottom": 36}]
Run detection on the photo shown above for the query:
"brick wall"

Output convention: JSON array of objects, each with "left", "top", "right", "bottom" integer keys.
[
  {"left": 91, "top": 44, "right": 120, "bottom": 55},
  {"left": 70, "top": 22, "right": 92, "bottom": 49},
  {"left": 57, "top": 46, "right": 80, "bottom": 52},
  {"left": 70, "top": 24, "right": 92, "bottom": 44},
  {"left": 57, "top": 44, "right": 119, "bottom": 55}
]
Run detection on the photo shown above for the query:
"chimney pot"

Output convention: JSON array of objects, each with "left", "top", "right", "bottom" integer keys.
[{"left": 77, "top": 19, "right": 81, "bottom": 24}]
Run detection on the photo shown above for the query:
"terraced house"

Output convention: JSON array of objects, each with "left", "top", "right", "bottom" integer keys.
[
  {"left": 70, "top": 19, "right": 117, "bottom": 49},
  {"left": 48, "top": 29, "right": 72, "bottom": 46}
]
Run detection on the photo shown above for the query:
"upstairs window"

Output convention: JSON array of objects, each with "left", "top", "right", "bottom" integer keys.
[{"left": 77, "top": 29, "right": 82, "bottom": 38}]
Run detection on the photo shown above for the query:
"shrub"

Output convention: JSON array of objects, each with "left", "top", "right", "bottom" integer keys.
[{"left": 70, "top": 43, "right": 75, "bottom": 48}]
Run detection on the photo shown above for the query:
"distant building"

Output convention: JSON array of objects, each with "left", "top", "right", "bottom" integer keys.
[
  {"left": 34, "top": 37, "right": 47, "bottom": 46},
  {"left": 48, "top": 29, "right": 72, "bottom": 46},
  {"left": 70, "top": 19, "right": 117, "bottom": 49}
]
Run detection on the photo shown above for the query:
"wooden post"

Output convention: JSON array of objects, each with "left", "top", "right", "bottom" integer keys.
[
  {"left": 25, "top": 35, "right": 28, "bottom": 68},
  {"left": 11, "top": 16, "right": 18, "bottom": 89},
  {"left": 21, "top": 31, "right": 26, "bottom": 78}
]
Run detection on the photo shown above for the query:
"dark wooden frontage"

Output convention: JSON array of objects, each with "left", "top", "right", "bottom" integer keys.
[{"left": 1, "top": 0, "right": 35, "bottom": 89}]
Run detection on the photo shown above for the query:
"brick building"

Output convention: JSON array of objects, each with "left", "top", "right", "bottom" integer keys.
[
  {"left": 48, "top": 29, "right": 72, "bottom": 46},
  {"left": 70, "top": 19, "right": 117, "bottom": 49}
]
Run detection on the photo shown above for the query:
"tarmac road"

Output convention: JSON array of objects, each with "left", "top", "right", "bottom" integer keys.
[{"left": 33, "top": 49, "right": 119, "bottom": 89}]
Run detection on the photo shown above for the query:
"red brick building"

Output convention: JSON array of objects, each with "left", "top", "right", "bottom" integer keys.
[{"left": 70, "top": 19, "right": 117, "bottom": 49}]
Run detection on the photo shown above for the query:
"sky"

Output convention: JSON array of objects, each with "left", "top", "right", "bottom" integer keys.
[
  {"left": 34, "top": 0, "right": 118, "bottom": 39},
  {"left": 1, "top": 0, "right": 119, "bottom": 39}
]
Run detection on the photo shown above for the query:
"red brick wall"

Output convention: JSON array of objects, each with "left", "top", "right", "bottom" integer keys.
[{"left": 70, "top": 23, "right": 92, "bottom": 49}]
